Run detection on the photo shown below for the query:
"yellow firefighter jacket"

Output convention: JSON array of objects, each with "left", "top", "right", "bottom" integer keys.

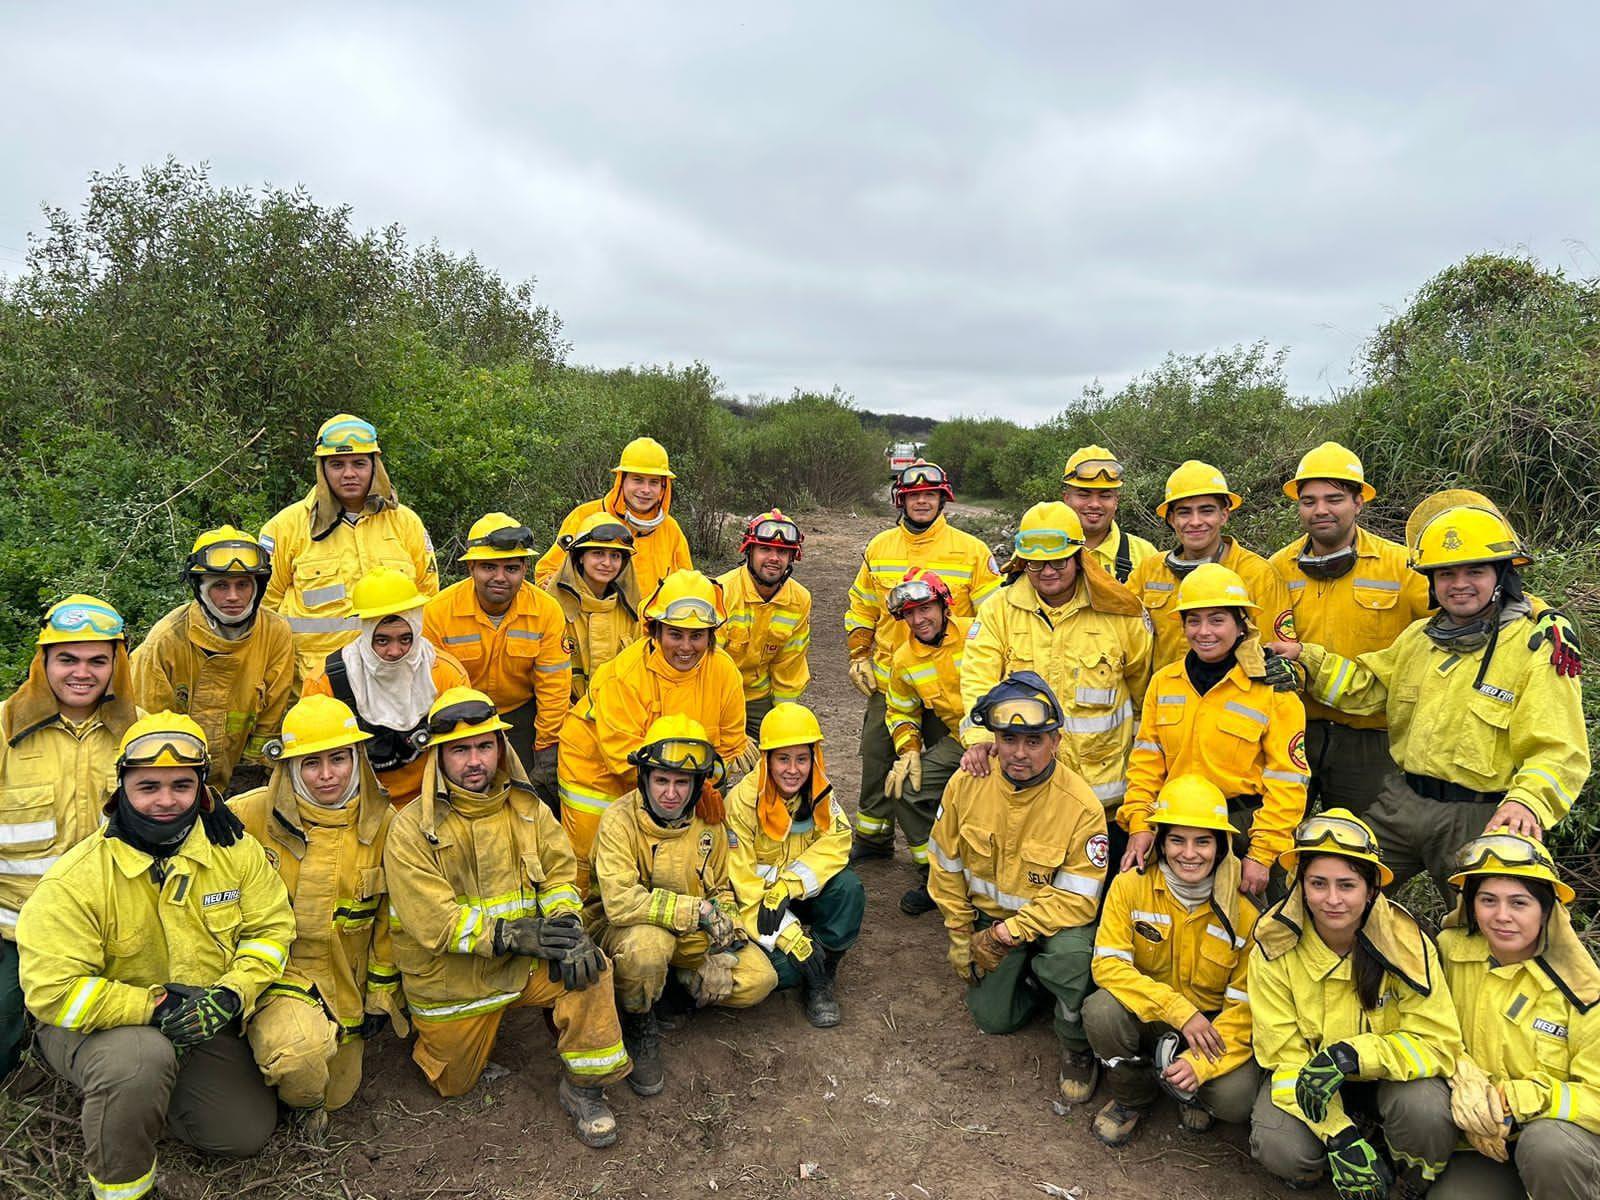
[
  {"left": 423, "top": 579, "right": 572, "bottom": 749},
  {"left": 1270, "top": 527, "right": 1432, "bottom": 729},
  {"left": 545, "top": 555, "right": 642, "bottom": 704},
  {"left": 534, "top": 474, "right": 692, "bottom": 595},
  {"left": 1087, "top": 522, "right": 1159, "bottom": 584},
  {"left": 1438, "top": 905, "right": 1600, "bottom": 1136},
  {"left": 1300, "top": 613, "right": 1589, "bottom": 828},
  {"left": 130, "top": 601, "right": 296, "bottom": 789},
  {"left": 886, "top": 615, "right": 971, "bottom": 754},
  {"left": 1250, "top": 890, "right": 1463, "bottom": 1141},
  {"left": 16, "top": 819, "right": 293, "bottom": 1031},
  {"left": 959, "top": 562, "right": 1153, "bottom": 810},
  {"left": 716, "top": 566, "right": 812, "bottom": 704},
  {"left": 725, "top": 749, "right": 848, "bottom": 957},
  {"left": 1093, "top": 858, "right": 1259, "bottom": 1084},
  {"left": 593, "top": 791, "right": 737, "bottom": 935},
  {"left": 844, "top": 515, "right": 1001, "bottom": 689},
  {"left": 928, "top": 763, "right": 1108, "bottom": 978},
  {"left": 230, "top": 757, "right": 404, "bottom": 1040},
  {"left": 1130, "top": 537, "right": 1296, "bottom": 669},
  {"left": 383, "top": 753, "right": 583, "bottom": 1022}
]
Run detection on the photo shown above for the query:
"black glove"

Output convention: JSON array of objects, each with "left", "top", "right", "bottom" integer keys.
[
  {"left": 1325, "top": 1125, "right": 1392, "bottom": 1200},
  {"left": 151, "top": 982, "right": 203, "bottom": 1027},
  {"left": 199, "top": 793, "right": 246, "bottom": 848},
  {"left": 545, "top": 934, "right": 607, "bottom": 992},
  {"left": 1296, "top": 1041, "right": 1359, "bottom": 1123},
  {"left": 357, "top": 1011, "right": 390, "bottom": 1041},
  {"left": 156, "top": 985, "right": 241, "bottom": 1047},
  {"left": 494, "top": 916, "right": 585, "bottom": 959},
  {"left": 794, "top": 947, "right": 828, "bottom": 991},
  {"left": 1262, "top": 649, "right": 1304, "bottom": 693},
  {"left": 756, "top": 887, "right": 791, "bottom": 936}
]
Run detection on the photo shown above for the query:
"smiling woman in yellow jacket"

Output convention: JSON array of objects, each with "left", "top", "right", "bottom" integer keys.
[
  {"left": 1249, "top": 810, "right": 1461, "bottom": 1198},
  {"left": 544, "top": 513, "right": 643, "bottom": 705},
  {"left": 1433, "top": 831, "right": 1600, "bottom": 1198}
]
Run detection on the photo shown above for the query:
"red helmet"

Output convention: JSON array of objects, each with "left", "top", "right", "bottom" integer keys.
[
  {"left": 739, "top": 509, "right": 804, "bottom": 561},
  {"left": 886, "top": 567, "right": 953, "bottom": 618},
  {"left": 892, "top": 459, "right": 956, "bottom": 509}
]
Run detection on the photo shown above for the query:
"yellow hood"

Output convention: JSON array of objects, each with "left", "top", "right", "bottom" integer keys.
[
  {"left": 3, "top": 641, "right": 138, "bottom": 747},
  {"left": 1442, "top": 897, "right": 1600, "bottom": 1012},
  {"left": 754, "top": 744, "right": 834, "bottom": 842},
  {"left": 309, "top": 454, "right": 399, "bottom": 542},
  {"left": 1257, "top": 887, "right": 1436, "bottom": 996}
]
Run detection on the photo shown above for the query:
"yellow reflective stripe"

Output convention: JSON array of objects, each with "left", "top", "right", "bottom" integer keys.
[
  {"left": 452, "top": 906, "right": 485, "bottom": 953},
  {"left": 558, "top": 780, "right": 616, "bottom": 816},
  {"left": 59, "top": 977, "right": 108, "bottom": 1029},
  {"left": 906, "top": 841, "right": 929, "bottom": 866},
  {"left": 1095, "top": 947, "right": 1134, "bottom": 962},
  {"left": 852, "top": 812, "right": 891, "bottom": 835},
  {"left": 782, "top": 631, "right": 811, "bottom": 652},
  {"left": 561, "top": 1040, "right": 629, "bottom": 1076},
  {"left": 90, "top": 1159, "right": 157, "bottom": 1200},
  {"left": 1323, "top": 657, "right": 1354, "bottom": 706},
  {"left": 1522, "top": 768, "right": 1574, "bottom": 806},
  {"left": 237, "top": 938, "right": 289, "bottom": 971},
  {"left": 930, "top": 841, "right": 963, "bottom": 872},
  {"left": 539, "top": 884, "right": 581, "bottom": 915},
  {"left": 536, "top": 659, "right": 571, "bottom": 673},
  {"left": 647, "top": 888, "right": 680, "bottom": 926},
  {"left": 1389, "top": 1030, "right": 1430, "bottom": 1076},
  {"left": 411, "top": 989, "right": 523, "bottom": 1020}
]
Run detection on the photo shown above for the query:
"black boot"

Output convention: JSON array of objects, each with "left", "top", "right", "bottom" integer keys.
[
  {"left": 899, "top": 883, "right": 937, "bottom": 915},
  {"left": 799, "top": 949, "right": 842, "bottom": 1028},
  {"left": 621, "top": 1008, "right": 664, "bottom": 1096},
  {"left": 848, "top": 838, "right": 893, "bottom": 864}
]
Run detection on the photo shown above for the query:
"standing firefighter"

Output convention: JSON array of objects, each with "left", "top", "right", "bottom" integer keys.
[
  {"left": 131, "top": 525, "right": 295, "bottom": 792},
  {"left": 16, "top": 714, "right": 293, "bottom": 1200},
  {"left": 535, "top": 436, "right": 692, "bottom": 595},
  {"left": 959, "top": 501, "right": 1153, "bottom": 865},
  {"left": 1060, "top": 445, "right": 1158, "bottom": 583},
  {"left": 592, "top": 716, "right": 777, "bottom": 1096},
  {"left": 384, "top": 688, "right": 631, "bottom": 1146},
  {"left": 726, "top": 703, "right": 864, "bottom": 1028},
  {"left": 1268, "top": 444, "right": 1430, "bottom": 816},
  {"left": 881, "top": 568, "right": 971, "bottom": 915},
  {"left": 233, "top": 695, "right": 404, "bottom": 1118},
  {"left": 718, "top": 509, "right": 812, "bottom": 737},
  {"left": 1, "top": 595, "right": 138, "bottom": 1077},
  {"left": 845, "top": 459, "right": 1000, "bottom": 861},
  {"left": 261, "top": 413, "right": 439, "bottom": 684},
  {"left": 928, "top": 673, "right": 1109, "bottom": 1106},
  {"left": 424, "top": 513, "right": 571, "bottom": 806},
  {"left": 1128, "top": 460, "right": 1294, "bottom": 670},
  {"left": 545, "top": 513, "right": 643, "bottom": 704}
]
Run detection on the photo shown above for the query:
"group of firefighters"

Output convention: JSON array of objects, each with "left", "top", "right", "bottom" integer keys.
[{"left": 0, "top": 411, "right": 1592, "bottom": 1200}]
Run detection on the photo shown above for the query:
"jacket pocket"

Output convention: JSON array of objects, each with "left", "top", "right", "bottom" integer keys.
[
  {"left": 521, "top": 852, "right": 547, "bottom": 886},
  {"left": 0, "top": 786, "right": 59, "bottom": 855},
  {"left": 292, "top": 558, "right": 347, "bottom": 610},
  {"left": 1456, "top": 691, "right": 1513, "bottom": 778}
]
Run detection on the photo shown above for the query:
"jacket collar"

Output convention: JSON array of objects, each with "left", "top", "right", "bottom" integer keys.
[
  {"left": 1442, "top": 900, "right": 1600, "bottom": 1012},
  {"left": 1257, "top": 887, "right": 1434, "bottom": 995},
  {"left": 106, "top": 819, "right": 215, "bottom": 878}
]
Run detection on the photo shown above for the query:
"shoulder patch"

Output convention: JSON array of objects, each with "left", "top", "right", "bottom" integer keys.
[
  {"left": 1086, "top": 833, "right": 1109, "bottom": 869},
  {"left": 987, "top": 555, "right": 1000, "bottom": 575},
  {"left": 1288, "top": 732, "right": 1308, "bottom": 772},
  {"left": 725, "top": 829, "right": 740, "bottom": 849},
  {"left": 258, "top": 534, "right": 276, "bottom": 553},
  {"left": 1273, "top": 609, "right": 1296, "bottom": 640},
  {"left": 699, "top": 831, "right": 714, "bottom": 856}
]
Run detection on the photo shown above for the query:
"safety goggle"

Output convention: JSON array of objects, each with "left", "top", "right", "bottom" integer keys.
[
  {"left": 468, "top": 525, "right": 536, "bottom": 552},
  {"left": 750, "top": 518, "right": 802, "bottom": 545},
  {"left": 1065, "top": 457, "right": 1124, "bottom": 483},
  {"left": 1455, "top": 833, "right": 1559, "bottom": 876},
  {"left": 44, "top": 602, "right": 125, "bottom": 639},
  {"left": 887, "top": 579, "right": 942, "bottom": 614},
  {"left": 427, "top": 699, "right": 498, "bottom": 736},
  {"left": 317, "top": 417, "right": 379, "bottom": 453},
  {"left": 571, "top": 522, "right": 635, "bottom": 551},
  {"left": 642, "top": 738, "right": 716, "bottom": 771},
  {"left": 1014, "top": 527, "right": 1084, "bottom": 559},
  {"left": 897, "top": 463, "right": 948, "bottom": 488},
  {"left": 656, "top": 596, "right": 720, "bottom": 625},
  {"left": 189, "top": 540, "right": 268, "bottom": 573},
  {"left": 1294, "top": 814, "right": 1381, "bottom": 857},
  {"left": 982, "top": 695, "right": 1057, "bottom": 730},
  {"left": 119, "top": 730, "right": 208, "bottom": 769}
]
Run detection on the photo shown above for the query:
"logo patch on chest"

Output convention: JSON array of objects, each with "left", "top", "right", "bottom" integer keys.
[
  {"left": 1531, "top": 1018, "right": 1568, "bottom": 1039},
  {"left": 201, "top": 889, "right": 241, "bottom": 907}
]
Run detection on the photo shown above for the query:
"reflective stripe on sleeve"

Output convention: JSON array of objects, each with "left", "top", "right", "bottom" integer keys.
[
  {"left": 1092, "top": 780, "right": 1126, "bottom": 802},
  {"left": 58, "top": 977, "right": 108, "bottom": 1029},
  {"left": 1094, "top": 947, "right": 1133, "bottom": 962},
  {"left": 1049, "top": 869, "right": 1101, "bottom": 898},
  {"left": 0, "top": 818, "right": 57, "bottom": 845},
  {"left": 789, "top": 860, "right": 821, "bottom": 899},
  {"left": 236, "top": 938, "right": 289, "bottom": 971},
  {"left": 1225, "top": 986, "right": 1249, "bottom": 1004},
  {"left": 1263, "top": 769, "right": 1311, "bottom": 785},
  {"left": 1133, "top": 740, "right": 1162, "bottom": 754},
  {"left": 930, "top": 841, "right": 963, "bottom": 873}
]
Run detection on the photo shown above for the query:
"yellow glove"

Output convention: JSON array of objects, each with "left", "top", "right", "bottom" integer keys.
[
  {"left": 885, "top": 749, "right": 922, "bottom": 800},
  {"left": 1449, "top": 1059, "right": 1505, "bottom": 1140},
  {"left": 848, "top": 657, "right": 877, "bottom": 697}
]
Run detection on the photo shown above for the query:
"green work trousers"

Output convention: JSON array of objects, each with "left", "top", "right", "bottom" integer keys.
[
  {"left": 37, "top": 1023, "right": 277, "bottom": 1199},
  {"left": 1250, "top": 1076, "right": 1456, "bottom": 1188},
  {"left": 766, "top": 868, "right": 867, "bottom": 990},
  {"left": 964, "top": 923, "right": 1096, "bottom": 1053},
  {"left": 1305, "top": 719, "right": 1398, "bottom": 819},
  {"left": 1364, "top": 775, "right": 1501, "bottom": 898},
  {"left": 744, "top": 694, "right": 774, "bottom": 741},
  {"left": 853, "top": 692, "right": 946, "bottom": 853},
  {"left": 1080, "top": 988, "right": 1259, "bottom": 1120},
  {"left": 894, "top": 730, "right": 962, "bottom": 869},
  {"left": 1433, "top": 1119, "right": 1600, "bottom": 1199},
  {"left": 1, "top": 937, "right": 24, "bottom": 1077}
]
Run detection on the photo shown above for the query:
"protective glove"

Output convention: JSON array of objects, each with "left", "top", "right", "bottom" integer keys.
[
  {"left": 1325, "top": 1126, "right": 1391, "bottom": 1200},
  {"left": 885, "top": 749, "right": 922, "bottom": 800},
  {"left": 151, "top": 983, "right": 203, "bottom": 1029},
  {"left": 793, "top": 941, "right": 827, "bottom": 990},
  {"left": 546, "top": 932, "right": 608, "bottom": 992},
  {"left": 1296, "top": 1042, "right": 1359, "bottom": 1123},
  {"left": 848, "top": 657, "right": 876, "bottom": 698},
  {"left": 1466, "top": 1127, "right": 1510, "bottom": 1163},
  {"left": 199, "top": 793, "right": 246, "bottom": 848},
  {"left": 1449, "top": 1058, "right": 1505, "bottom": 1140},
  {"left": 157, "top": 985, "right": 241, "bottom": 1047},
  {"left": 969, "top": 924, "right": 1012, "bottom": 974},
  {"left": 357, "top": 1011, "right": 390, "bottom": 1041},
  {"left": 529, "top": 745, "right": 559, "bottom": 791},
  {"left": 698, "top": 902, "right": 739, "bottom": 952},
  {"left": 494, "top": 915, "right": 585, "bottom": 959},
  {"left": 757, "top": 883, "right": 793, "bottom": 936},
  {"left": 726, "top": 741, "right": 761, "bottom": 779},
  {"left": 1529, "top": 609, "right": 1582, "bottom": 677},
  {"left": 1262, "top": 649, "right": 1304, "bottom": 693},
  {"left": 688, "top": 951, "right": 737, "bottom": 1006}
]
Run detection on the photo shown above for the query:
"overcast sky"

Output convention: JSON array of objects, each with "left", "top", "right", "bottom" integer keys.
[{"left": 4, "top": 3, "right": 1596, "bottom": 421}]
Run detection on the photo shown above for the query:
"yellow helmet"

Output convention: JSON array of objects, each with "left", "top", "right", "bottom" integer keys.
[
  {"left": 1156, "top": 460, "right": 1242, "bottom": 519},
  {"left": 118, "top": 711, "right": 209, "bottom": 772},
  {"left": 758, "top": 702, "right": 825, "bottom": 751},
  {"left": 1012, "top": 502, "right": 1086, "bottom": 561},
  {"left": 560, "top": 511, "right": 637, "bottom": 557},
  {"left": 271, "top": 695, "right": 372, "bottom": 760},
  {"left": 1061, "top": 444, "right": 1125, "bottom": 489},
  {"left": 186, "top": 525, "right": 272, "bottom": 579},
  {"left": 1150, "top": 775, "right": 1238, "bottom": 835},
  {"left": 1404, "top": 489, "right": 1515, "bottom": 560},
  {"left": 1448, "top": 831, "right": 1574, "bottom": 905},
  {"left": 1171, "top": 563, "right": 1257, "bottom": 616},
  {"left": 350, "top": 567, "right": 426, "bottom": 620},
  {"left": 628, "top": 714, "right": 720, "bottom": 774},
  {"left": 460, "top": 512, "right": 537, "bottom": 562},
  {"left": 614, "top": 436, "right": 676, "bottom": 478},
  {"left": 1283, "top": 441, "right": 1376, "bottom": 502},
  {"left": 644, "top": 570, "right": 726, "bottom": 629},
  {"left": 39, "top": 595, "right": 126, "bottom": 646},
  {"left": 1410, "top": 505, "right": 1531, "bottom": 572},
  {"left": 314, "top": 413, "right": 381, "bottom": 457},
  {"left": 423, "top": 687, "right": 511, "bottom": 749},
  {"left": 1279, "top": 808, "right": 1394, "bottom": 887}
]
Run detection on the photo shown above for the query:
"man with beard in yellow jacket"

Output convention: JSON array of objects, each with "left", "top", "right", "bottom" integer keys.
[
  {"left": 535, "top": 437, "right": 693, "bottom": 595},
  {"left": 233, "top": 695, "right": 404, "bottom": 1122},
  {"left": 1, "top": 595, "right": 140, "bottom": 1079},
  {"left": 16, "top": 713, "right": 293, "bottom": 1200},
  {"left": 261, "top": 413, "right": 439, "bottom": 684},
  {"left": 385, "top": 688, "right": 631, "bottom": 1147},
  {"left": 718, "top": 509, "right": 811, "bottom": 737},
  {"left": 132, "top": 526, "right": 295, "bottom": 793},
  {"left": 592, "top": 716, "right": 776, "bottom": 1096}
]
